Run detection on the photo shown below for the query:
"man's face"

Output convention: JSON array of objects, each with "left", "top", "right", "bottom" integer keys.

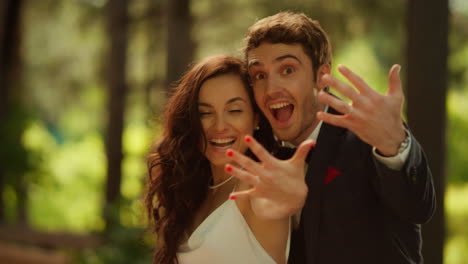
[{"left": 247, "top": 42, "right": 327, "bottom": 146}]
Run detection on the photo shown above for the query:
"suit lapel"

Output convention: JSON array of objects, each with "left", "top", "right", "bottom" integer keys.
[{"left": 301, "top": 107, "right": 346, "bottom": 263}]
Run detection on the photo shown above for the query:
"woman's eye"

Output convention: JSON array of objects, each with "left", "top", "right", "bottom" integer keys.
[
  {"left": 199, "top": 111, "right": 211, "bottom": 116},
  {"left": 282, "top": 67, "right": 295, "bottom": 75},
  {"left": 229, "top": 109, "right": 243, "bottom": 113}
]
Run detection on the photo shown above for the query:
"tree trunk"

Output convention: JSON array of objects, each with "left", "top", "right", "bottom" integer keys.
[
  {"left": 406, "top": 0, "right": 449, "bottom": 263},
  {"left": 166, "top": 0, "right": 194, "bottom": 89},
  {"left": 0, "top": 0, "right": 8, "bottom": 223},
  {"left": 103, "top": 0, "right": 128, "bottom": 229},
  {"left": 0, "top": 0, "right": 24, "bottom": 223}
]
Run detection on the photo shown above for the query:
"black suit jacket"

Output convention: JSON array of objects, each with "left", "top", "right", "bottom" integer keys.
[{"left": 287, "top": 108, "right": 436, "bottom": 264}]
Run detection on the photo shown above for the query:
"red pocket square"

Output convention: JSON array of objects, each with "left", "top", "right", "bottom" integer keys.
[{"left": 324, "top": 166, "right": 341, "bottom": 185}]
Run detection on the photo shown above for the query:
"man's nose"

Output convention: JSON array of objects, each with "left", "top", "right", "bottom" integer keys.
[{"left": 265, "top": 74, "right": 283, "bottom": 95}]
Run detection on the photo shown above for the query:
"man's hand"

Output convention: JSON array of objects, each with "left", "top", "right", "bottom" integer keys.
[
  {"left": 317, "top": 64, "right": 406, "bottom": 156},
  {"left": 225, "top": 136, "right": 315, "bottom": 220}
]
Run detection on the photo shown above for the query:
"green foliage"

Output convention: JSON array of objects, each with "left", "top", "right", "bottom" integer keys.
[
  {"left": 24, "top": 121, "right": 106, "bottom": 231},
  {"left": 446, "top": 2, "right": 468, "bottom": 184},
  {"left": 73, "top": 200, "right": 153, "bottom": 264},
  {"left": 445, "top": 183, "right": 468, "bottom": 263},
  {"left": 23, "top": 0, "right": 106, "bottom": 126},
  {"left": 0, "top": 103, "right": 38, "bottom": 222},
  {"left": 0, "top": 105, "right": 35, "bottom": 181},
  {"left": 24, "top": 119, "right": 153, "bottom": 232},
  {"left": 447, "top": 89, "right": 468, "bottom": 183},
  {"left": 332, "top": 37, "right": 389, "bottom": 95},
  {"left": 73, "top": 225, "right": 153, "bottom": 264},
  {"left": 3, "top": 0, "right": 466, "bottom": 262}
]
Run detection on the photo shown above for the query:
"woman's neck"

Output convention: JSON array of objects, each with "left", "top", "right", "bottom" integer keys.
[{"left": 210, "top": 164, "right": 231, "bottom": 185}]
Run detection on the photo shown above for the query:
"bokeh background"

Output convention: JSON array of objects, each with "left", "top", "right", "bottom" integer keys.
[{"left": 0, "top": 0, "right": 467, "bottom": 263}]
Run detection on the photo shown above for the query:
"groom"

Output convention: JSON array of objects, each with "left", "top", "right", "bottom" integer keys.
[{"left": 226, "top": 11, "right": 435, "bottom": 263}]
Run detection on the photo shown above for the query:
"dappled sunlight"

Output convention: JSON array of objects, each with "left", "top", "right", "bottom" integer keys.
[
  {"left": 21, "top": 119, "right": 157, "bottom": 232},
  {"left": 23, "top": 120, "right": 157, "bottom": 232},
  {"left": 331, "top": 38, "right": 389, "bottom": 100},
  {"left": 447, "top": 89, "right": 468, "bottom": 183},
  {"left": 1, "top": 0, "right": 466, "bottom": 263},
  {"left": 23, "top": 121, "right": 106, "bottom": 232},
  {"left": 445, "top": 184, "right": 468, "bottom": 264}
]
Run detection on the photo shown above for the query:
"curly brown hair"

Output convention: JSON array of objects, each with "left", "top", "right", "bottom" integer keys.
[
  {"left": 243, "top": 11, "right": 332, "bottom": 80},
  {"left": 144, "top": 55, "right": 276, "bottom": 264}
]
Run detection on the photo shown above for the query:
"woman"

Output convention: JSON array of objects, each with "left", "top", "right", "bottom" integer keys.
[{"left": 145, "top": 55, "right": 290, "bottom": 263}]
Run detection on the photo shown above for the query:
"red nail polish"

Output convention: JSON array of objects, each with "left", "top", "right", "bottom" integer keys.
[
  {"left": 227, "top": 150, "right": 234, "bottom": 157},
  {"left": 245, "top": 136, "right": 252, "bottom": 143},
  {"left": 310, "top": 143, "right": 316, "bottom": 149},
  {"left": 230, "top": 195, "right": 236, "bottom": 200},
  {"left": 226, "top": 165, "right": 233, "bottom": 172}
]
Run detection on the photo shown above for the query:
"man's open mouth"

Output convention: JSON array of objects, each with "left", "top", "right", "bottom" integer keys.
[{"left": 270, "top": 102, "right": 294, "bottom": 123}]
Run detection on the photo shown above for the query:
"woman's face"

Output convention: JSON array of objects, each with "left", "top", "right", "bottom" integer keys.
[{"left": 198, "top": 73, "right": 257, "bottom": 167}]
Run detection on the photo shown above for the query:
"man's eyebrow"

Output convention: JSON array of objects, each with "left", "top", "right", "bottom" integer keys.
[
  {"left": 276, "top": 54, "right": 302, "bottom": 64},
  {"left": 248, "top": 54, "right": 302, "bottom": 69},
  {"left": 248, "top": 59, "right": 261, "bottom": 69},
  {"left": 198, "top": 97, "right": 246, "bottom": 107}
]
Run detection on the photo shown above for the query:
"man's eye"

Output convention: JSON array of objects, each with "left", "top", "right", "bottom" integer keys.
[
  {"left": 282, "top": 67, "right": 295, "bottom": 75},
  {"left": 254, "top": 73, "right": 266, "bottom": 80}
]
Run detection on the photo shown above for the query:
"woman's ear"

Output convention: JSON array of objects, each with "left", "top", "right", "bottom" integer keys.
[{"left": 316, "top": 63, "right": 331, "bottom": 90}]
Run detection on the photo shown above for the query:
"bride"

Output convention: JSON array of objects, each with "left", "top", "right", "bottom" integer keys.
[{"left": 145, "top": 55, "right": 304, "bottom": 263}]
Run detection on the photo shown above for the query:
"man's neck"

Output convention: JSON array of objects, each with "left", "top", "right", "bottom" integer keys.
[{"left": 290, "top": 104, "right": 328, "bottom": 146}]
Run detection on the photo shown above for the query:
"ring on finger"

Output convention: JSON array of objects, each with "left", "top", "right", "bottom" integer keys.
[
  {"left": 255, "top": 176, "right": 261, "bottom": 185},
  {"left": 347, "top": 103, "right": 354, "bottom": 115}
]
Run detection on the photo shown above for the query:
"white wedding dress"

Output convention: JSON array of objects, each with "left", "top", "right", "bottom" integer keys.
[{"left": 177, "top": 199, "right": 290, "bottom": 263}]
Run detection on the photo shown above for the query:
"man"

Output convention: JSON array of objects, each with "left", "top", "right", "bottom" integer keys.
[{"left": 225, "top": 11, "right": 435, "bottom": 263}]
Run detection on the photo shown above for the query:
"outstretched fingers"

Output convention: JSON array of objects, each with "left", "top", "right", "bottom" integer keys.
[
  {"left": 243, "top": 135, "right": 276, "bottom": 164},
  {"left": 225, "top": 148, "right": 264, "bottom": 177},
  {"left": 337, "top": 65, "right": 374, "bottom": 96},
  {"left": 225, "top": 164, "right": 258, "bottom": 200},
  {"left": 229, "top": 188, "right": 256, "bottom": 200},
  {"left": 388, "top": 64, "right": 403, "bottom": 98},
  {"left": 317, "top": 111, "right": 352, "bottom": 129},
  {"left": 322, "top": 73, "right": 360, "bottom": 103},
  {"left": 225, "top": 164, "right": 259, "bottom": 186},
  {"left": 290, "top": 139, "right": 316, "bottom": 165},
  {"left": 318, "top": 91, "right": 353, "bottom": 115}
]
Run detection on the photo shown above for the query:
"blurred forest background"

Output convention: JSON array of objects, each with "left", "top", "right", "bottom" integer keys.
[{"left": 0, "top": 0, "right": 467, "bottom": 263}]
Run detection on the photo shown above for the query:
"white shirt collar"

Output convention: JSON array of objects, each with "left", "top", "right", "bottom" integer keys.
[{"left": 281, "top": 105, "right": 328, "bottom": 148}]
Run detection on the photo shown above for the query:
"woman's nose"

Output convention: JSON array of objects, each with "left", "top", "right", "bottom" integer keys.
[{"left": 213, "top": 114, "right": 227, "bottom": 132}]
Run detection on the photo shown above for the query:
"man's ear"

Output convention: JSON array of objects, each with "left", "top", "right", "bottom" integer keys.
[{"left": 316, "top": 63, "right": 331, "bottom": 90}]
